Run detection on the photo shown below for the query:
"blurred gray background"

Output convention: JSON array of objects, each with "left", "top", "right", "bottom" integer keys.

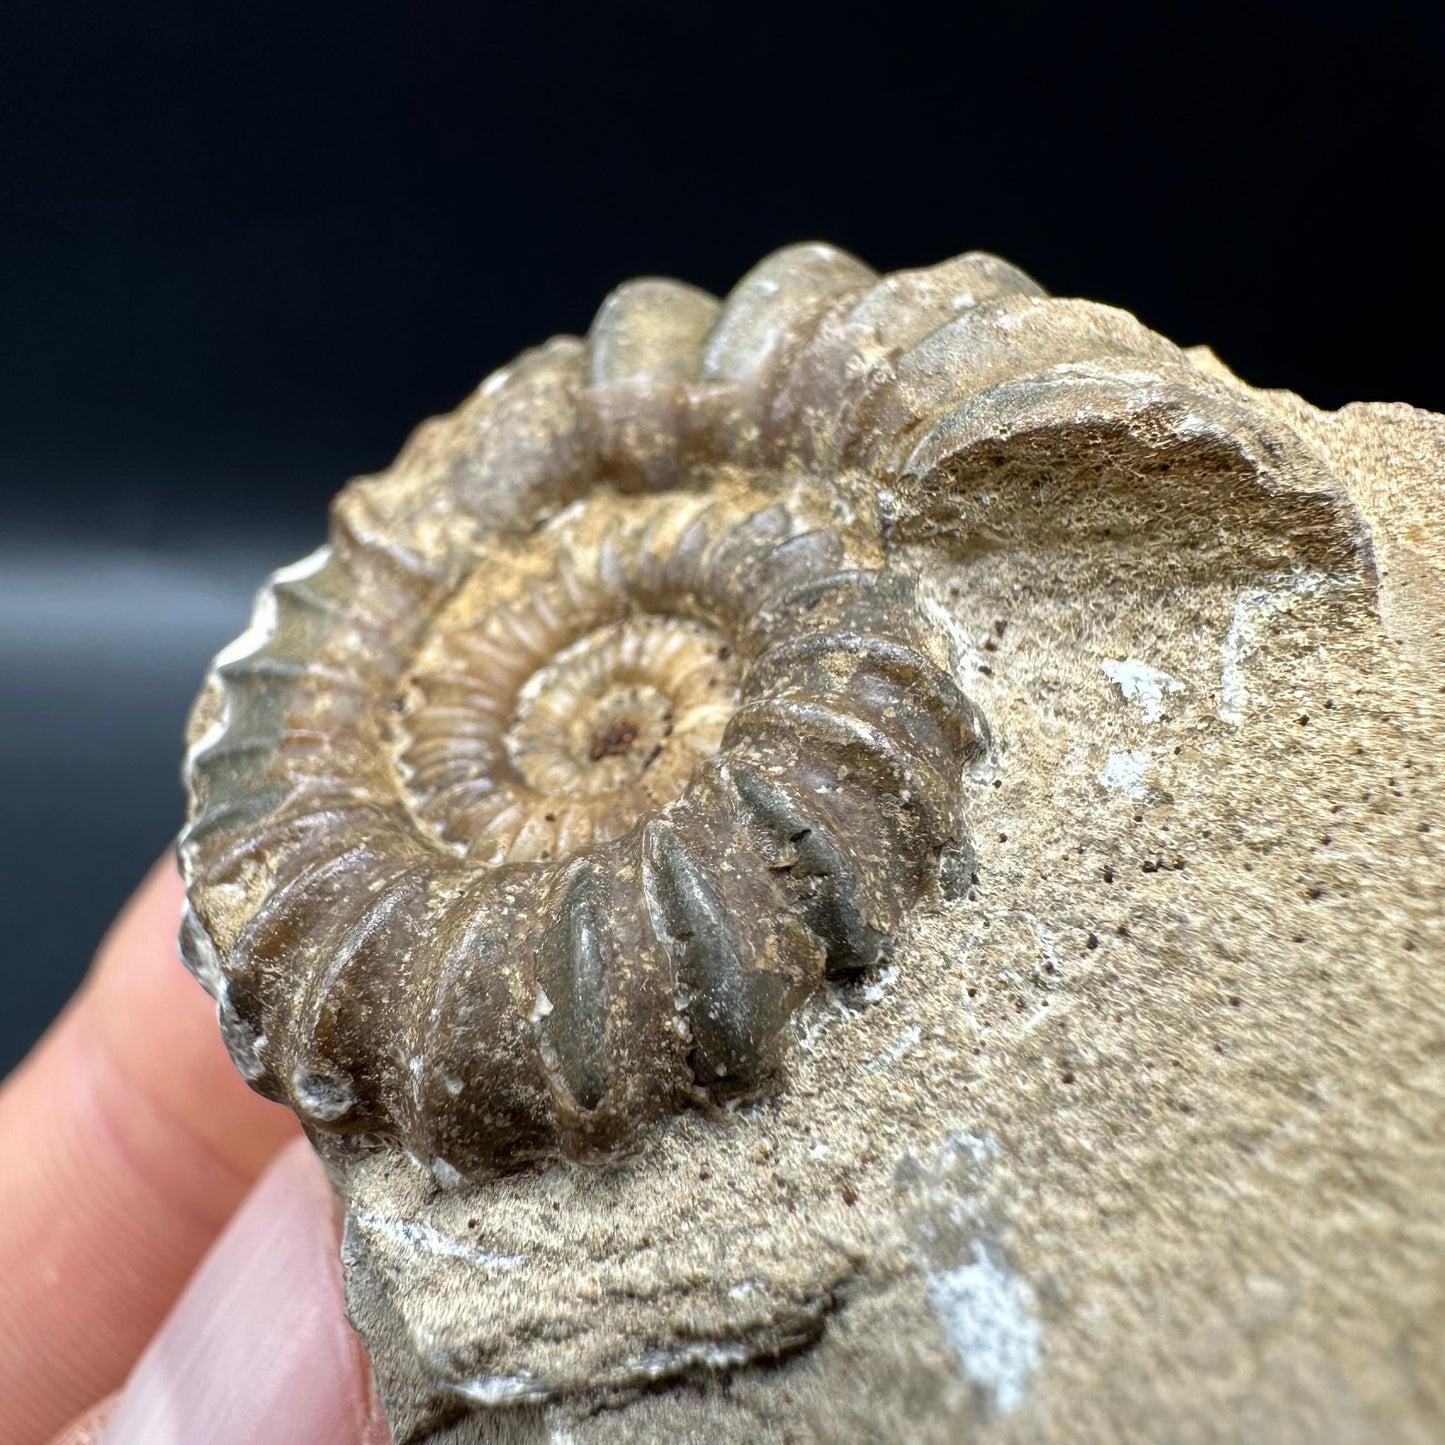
[{"left": 3, "top": 0, "right": 1441, "bottom": 1072}]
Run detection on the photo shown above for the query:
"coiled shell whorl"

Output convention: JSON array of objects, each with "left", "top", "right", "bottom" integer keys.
[{"left": 179, "top": 244, "right": 1035, "bottom": 1175}]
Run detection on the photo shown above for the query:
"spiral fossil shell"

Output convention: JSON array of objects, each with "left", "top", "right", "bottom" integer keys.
[{"left": 180, "top": 244, "right": 1005, "bottom": 1173}]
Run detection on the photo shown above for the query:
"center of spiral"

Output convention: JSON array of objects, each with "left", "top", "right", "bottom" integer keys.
[
  {"left": 589, "top": 716, "right": 642, "bottom": 761},
  {"left": 397, "top": 609, "right": 743, "bottom": 866},
  {"left": 505, "top": 618, "right": 732, "bottom": 809}
]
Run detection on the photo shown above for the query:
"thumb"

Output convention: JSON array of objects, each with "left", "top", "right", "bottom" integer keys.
[{"left": 100, "top": 1137, "right": 391, "bottom": 1445}]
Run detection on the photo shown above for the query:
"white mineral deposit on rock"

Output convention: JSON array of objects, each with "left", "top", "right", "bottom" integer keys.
[
  {"left": 1099, "top": 748, "right": 1151, "bottom": 798},
  {"left": 1101, "top": 657, "right": 1183, "bottom": 724},
  {"left": 927, "top": 1244, "right": 1041, "bottom": 1417}
]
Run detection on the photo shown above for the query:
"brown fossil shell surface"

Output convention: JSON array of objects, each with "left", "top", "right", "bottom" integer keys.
[
  {"left": 180, "top": 248, "right": 993, "bottom": 1174},
  {"left": 181, "top": 245, "right": 1445, "bottom": 1444}
]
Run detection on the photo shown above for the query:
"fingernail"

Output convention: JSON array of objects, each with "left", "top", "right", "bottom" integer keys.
[{"left": 103, "top": 1137, "right": 373, "bottom": 1445}]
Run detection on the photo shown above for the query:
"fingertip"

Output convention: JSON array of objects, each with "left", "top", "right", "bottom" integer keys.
[
  {"left": 103, "top": 1138, "right": 387, "bottom": 1445},
  {"left": 0, "top": 857, "right": 299, "bottom": 1443}
]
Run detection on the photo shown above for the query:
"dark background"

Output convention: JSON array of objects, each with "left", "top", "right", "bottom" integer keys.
[{"left": 2, "top": 0, "right": 1441, "bottom": 1072}]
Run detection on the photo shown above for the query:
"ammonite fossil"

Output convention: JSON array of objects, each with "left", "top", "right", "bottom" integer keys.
[
  {"left": 180, "top": 244, "right": 1445, "bottom": 1442},
  {"left": 180, "top": 245, "right": 998, "bottom": 1176}
]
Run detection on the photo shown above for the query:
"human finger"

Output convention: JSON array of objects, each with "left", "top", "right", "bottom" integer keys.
[
  {"left": 0, "top": 857, "right": 300, "bottom": 1443},
  {"left": 101, "top": 1136, "right": 390, "bottom": 1444}
]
